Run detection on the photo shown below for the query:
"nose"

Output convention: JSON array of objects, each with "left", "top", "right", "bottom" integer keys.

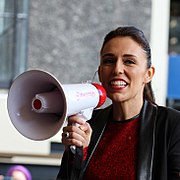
[{"left": 113, "top": 60, "right": 124, "bottom": 75}]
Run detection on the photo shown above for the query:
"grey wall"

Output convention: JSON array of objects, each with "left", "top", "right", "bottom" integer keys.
[{"left": 28, "top": 0, "right": 151, "bottom": 84}]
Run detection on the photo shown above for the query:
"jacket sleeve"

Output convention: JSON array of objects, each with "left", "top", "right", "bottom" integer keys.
[
  {"left": 167, "top": 111, "right": 180, "bottom": 180},
  {"left": 56, "top": 108, "right": 105, "bottom": 180},
  {"left": 56, "top": 147, "right": 84, "bottom": 180}
]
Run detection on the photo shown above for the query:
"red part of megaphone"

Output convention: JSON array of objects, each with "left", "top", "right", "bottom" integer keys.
[
  {"left": 7, "top": 70, "right": 106, "bottom": 141},
  {"left": 91, "top": 83, "right": 106, "bottom": 108}
]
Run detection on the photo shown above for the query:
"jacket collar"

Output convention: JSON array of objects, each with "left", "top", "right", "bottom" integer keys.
[
  {"left": 137, "top": 100, "right": 157, "bottom": 180},
  {"left": 82, "top": 105, "right": 112, "bottom": 174}
]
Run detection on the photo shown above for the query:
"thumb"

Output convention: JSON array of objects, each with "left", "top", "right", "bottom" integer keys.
[{"left": 80, "top": 122, "right": 92, "bottom": 136}]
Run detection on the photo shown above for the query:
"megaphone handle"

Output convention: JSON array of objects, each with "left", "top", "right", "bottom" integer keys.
[{"left": 70, "top": 145, "right": 76, "bottom": 153}]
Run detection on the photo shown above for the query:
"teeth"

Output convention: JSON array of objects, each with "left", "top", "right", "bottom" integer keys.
[{"left": 111, "top": 80, "right": 127, "bottom": 87}]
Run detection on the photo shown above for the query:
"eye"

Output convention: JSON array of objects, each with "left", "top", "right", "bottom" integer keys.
[
  {"left": 101, "top": 58, "right": 116, "bottom": 65},
  {"left": 124, "top": 59, "right": 135, "bottom": 65}
]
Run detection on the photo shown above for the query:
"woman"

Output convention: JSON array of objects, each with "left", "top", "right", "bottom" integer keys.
[{"left": 57, "top": 26, "right": 180, "bottom": 180}]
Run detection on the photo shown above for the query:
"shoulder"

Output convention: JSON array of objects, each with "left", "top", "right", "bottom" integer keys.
[
  {"left": 143, "top": 101, "right": 180, "bottom": 131},
  {"left": 88, "top": 105, "right": 112, "bottom": 125},
  {"left": 156, "top": 105, "right": 180, "bottom": 131},
  {"left": 157, "top": 105, "right": 180, "bottom": 119}
]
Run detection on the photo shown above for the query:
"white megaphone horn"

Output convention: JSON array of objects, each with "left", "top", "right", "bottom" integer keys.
[{"left": 7, "top": 70, "right": 106, "bottom": 141}]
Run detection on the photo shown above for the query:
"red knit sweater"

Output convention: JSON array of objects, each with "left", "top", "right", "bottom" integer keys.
[{"left": 84, "top": 116, "right": 140, "bottom": 180}]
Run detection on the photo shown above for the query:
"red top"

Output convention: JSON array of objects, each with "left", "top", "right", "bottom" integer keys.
[{"left": 84, "top": 116, "right": 140, "bottom": 180}]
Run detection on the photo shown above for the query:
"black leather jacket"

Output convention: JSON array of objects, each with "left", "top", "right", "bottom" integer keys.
[{"left": 57, "top": 101, "right": 180, "bottom": 180}]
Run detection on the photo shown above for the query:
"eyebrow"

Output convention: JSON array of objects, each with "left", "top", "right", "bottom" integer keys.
[
  {"left": 123, "top": 54, "right": 137, "bottom": 58},
  {"left": 101, "top": 53, "right": 137, "bottom": 58},
  {"left": 101, "top": 53, "right": 114, "bottom": 57}
]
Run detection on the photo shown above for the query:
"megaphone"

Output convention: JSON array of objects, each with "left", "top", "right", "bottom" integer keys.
[{"left": 7, "top": 70, "right": 106, "bottom": 141}]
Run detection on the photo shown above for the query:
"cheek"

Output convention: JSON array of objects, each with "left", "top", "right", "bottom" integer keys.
[
  {"left": 98, "top": 68, "right": 105, "bottom": 82},
  {"left": 99, "top": 70, "right": 109, "bottom": 83},
  {"left": 132, "top": 71, "right": 147, "bottom": 84},
  {"left": 100, "top": 66, "right": 112, "bottom": 75},
  {"left": 130, "top": 67, "right": 146, "bottom": 77}
]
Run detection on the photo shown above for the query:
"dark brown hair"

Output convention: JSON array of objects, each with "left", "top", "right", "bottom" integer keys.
[{"left": 100, "top": 26, "right": 155, "bottom": 104}]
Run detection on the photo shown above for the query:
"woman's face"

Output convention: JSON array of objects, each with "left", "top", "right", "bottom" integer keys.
[{"left": 98, "top": 36, "right": 154, "bottom": 104}]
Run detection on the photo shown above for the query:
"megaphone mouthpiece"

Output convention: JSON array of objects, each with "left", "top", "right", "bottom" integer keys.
[
  {"left": 31, "top": 90, "right": 64, "bottom": 114},
  {"left": 32, "top": 99, "right": 41, "bottom": 110}
]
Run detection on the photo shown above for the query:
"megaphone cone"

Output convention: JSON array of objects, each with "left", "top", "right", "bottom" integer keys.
[
  {"left": 7, "top": 70, "right": 67, "bottom": 140},
  {"left": 7, "top": 70, "right": 106, "bottom": 141}
]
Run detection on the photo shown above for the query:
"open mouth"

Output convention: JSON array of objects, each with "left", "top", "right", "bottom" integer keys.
[{"left": 110, "top": 79, "right": 128, "bottom": 89}]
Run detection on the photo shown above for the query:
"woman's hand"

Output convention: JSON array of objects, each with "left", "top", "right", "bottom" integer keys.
[{"left": 61, "top": 115, "right": 92, "bottom": 149}]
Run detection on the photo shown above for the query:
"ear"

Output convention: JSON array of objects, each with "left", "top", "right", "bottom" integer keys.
[{"left": 144, "top": 66, "right": 155, "bottom": 83}]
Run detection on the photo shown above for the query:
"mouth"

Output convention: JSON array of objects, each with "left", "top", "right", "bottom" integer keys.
[{"left": 110, "top": 79, "right": 128, "bottom": 89}]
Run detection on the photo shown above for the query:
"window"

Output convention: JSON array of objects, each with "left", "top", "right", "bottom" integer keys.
[
  {"left": 169, "top": 0, "right": 180, "bottom": 54},
  {"left": 0, "top": 0, "right": 29, "bottom": 88},
  {"left": 167, "top": 0, "right": 180, "bottom": 110}
]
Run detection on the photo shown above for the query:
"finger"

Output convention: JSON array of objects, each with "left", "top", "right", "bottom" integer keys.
[
  {"left": 61, "top": 122, "right": 91, "bottom": 147},
  {"left": 61, "top": 132, "right": 85, "bottom": 147},
  {"left": 68, "top": 115, "right": 86, "bottom": 126},
  {"left": 62, "top": 126, "right": 87, "bottom": 141},
  {"left": 79, "top": 122, "right": 91, "bottom": 131},
  {"left": 62, "top": 124, "right": 85, "bottom": 135}
]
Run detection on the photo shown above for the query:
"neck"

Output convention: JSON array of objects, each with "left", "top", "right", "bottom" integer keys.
[{"left": 112, "top": 98, "right": 144, "bottom": 121}]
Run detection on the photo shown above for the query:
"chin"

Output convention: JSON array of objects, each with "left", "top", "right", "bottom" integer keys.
[{"left": 109, "top": 94, "right": 126, "bottom": 103}]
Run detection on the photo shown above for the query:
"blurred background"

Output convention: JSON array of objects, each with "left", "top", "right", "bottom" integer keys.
[{"left": 0, "top": 0, "right": 179, "bottom": 179}]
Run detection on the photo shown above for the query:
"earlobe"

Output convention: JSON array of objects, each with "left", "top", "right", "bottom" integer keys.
[{"left": 145, "top": 66, "right": 155, "bottom": 83}]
